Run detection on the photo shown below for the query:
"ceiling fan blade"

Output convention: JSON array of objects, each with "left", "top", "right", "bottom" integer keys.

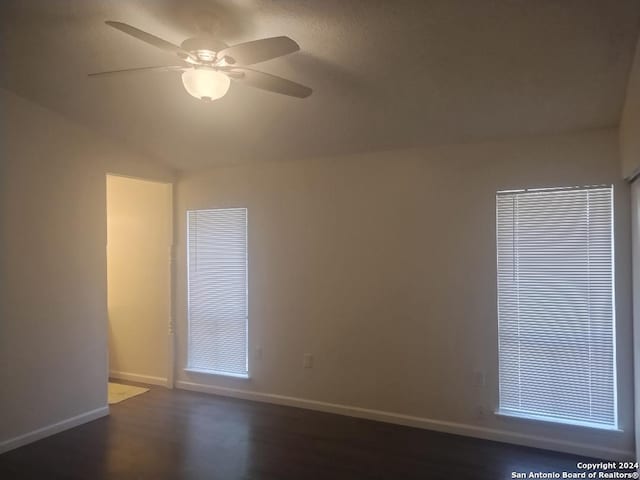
[
  {"left": 217, "top": 36, "right": 300, "bottom": 65},
  {"left": 105, "top": 21, "right": 194, "bottom": 59},
  {"left": 223, "top": 67, "right": 312, "bottom": 98},
  {"left": 88, "top": 65, "right": 186, "bottom": 77}
]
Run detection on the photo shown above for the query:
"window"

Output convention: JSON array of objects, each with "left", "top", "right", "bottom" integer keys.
[
  {"left": 496, "top": 186, "right": 616, "bottom": 429},
  {"left": 187, "top": 208, "right": 248, "bottom": 378}
]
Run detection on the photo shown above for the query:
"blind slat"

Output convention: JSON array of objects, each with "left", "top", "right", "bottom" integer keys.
[
  {"left": 187, "top": 208, "right": 248, "bottom": 376},
  {"left": 496, "top": 187, "right": 616, "bottom": 428}
]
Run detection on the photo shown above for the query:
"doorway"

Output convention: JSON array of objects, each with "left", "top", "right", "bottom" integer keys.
[{"left": 106, "top": 174, "right": 174, "bottom": 395}]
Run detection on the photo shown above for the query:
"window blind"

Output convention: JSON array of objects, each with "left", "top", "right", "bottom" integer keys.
[
  {"left": 496, "top": 186, "right": 616, "bottom": 429},
  {"left": 187, "top": 208, "right": 248, "bottom": 377}
]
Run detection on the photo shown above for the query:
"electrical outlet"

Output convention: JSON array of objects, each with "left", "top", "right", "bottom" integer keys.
[
  {"left": 303, "top": 353, "right": 313, "bottom": 369},
  {"left": 476, "top": 405, "right": 487, "bottom": 419},
  {"left": 255, "top": 346, "right": 263, "bottom": 360}
]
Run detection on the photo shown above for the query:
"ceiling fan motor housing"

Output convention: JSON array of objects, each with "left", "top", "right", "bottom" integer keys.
[{"left": 181, "top": 36, "right": 229, "bottom": 63}]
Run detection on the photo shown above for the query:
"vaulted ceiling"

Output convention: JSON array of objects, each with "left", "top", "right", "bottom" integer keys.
[{"left": 1, "top": 1, "right": 639, "bottom": 170}]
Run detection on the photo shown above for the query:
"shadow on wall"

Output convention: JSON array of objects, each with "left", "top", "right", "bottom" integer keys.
[
  {"left": 0, "top": 91, "right": 7, "bottom": 365},
  {"left": 107, "top": 312, "right": 120, "bottom": 377}
]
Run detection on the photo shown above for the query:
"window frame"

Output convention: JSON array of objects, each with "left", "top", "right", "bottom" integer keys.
[
  {"left": 185, "top": 207, "right": 249, "bottom": 379},
  {"left": 494, "top": 185, "right": 618, "bottom": 431}
]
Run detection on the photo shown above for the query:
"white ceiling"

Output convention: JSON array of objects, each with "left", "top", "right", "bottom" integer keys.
[{"left": 1, "top": 1, "right": 639, "bottom": 170}]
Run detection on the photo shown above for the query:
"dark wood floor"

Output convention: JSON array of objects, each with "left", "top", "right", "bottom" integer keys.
[{"left": 0, "top": 386, "right": 603, "bottom": 479}]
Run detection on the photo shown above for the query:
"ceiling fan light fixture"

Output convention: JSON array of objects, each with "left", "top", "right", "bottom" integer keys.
[
  {"left": 181, "top": 68, "right": 230, "bottom": 101},
  {"left": 95, "top": 21, "right": 312, "bottom": 100}
]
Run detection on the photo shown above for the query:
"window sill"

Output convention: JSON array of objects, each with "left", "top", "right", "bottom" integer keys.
[
  {"left": 495, "top": 409, "right": 621, "bottom": 432},
  {"left": 184, "top": 367, "right": 250, "bottom": 379}
]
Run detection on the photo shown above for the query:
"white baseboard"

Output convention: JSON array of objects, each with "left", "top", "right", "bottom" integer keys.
[
  {"left": 0, "top": 406, "right": 109, "bottom": 455},
  {"left": 109, "top": 370, "right": 169, "bottom": 387},
  {"left": 176, "top": 381, "right": 633, "bottom": 461}
]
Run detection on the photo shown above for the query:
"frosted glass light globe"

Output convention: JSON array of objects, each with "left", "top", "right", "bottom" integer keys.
[{"left": 181, "top": 68, "right": 230, "bottom": 101}]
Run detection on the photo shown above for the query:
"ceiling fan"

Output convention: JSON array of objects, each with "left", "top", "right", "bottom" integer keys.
[{"left": 89, "top": 21, "right": 312, "bottom": 101}]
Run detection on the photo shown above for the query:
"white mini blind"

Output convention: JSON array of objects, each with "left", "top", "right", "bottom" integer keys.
[
  {"left": 496, "top": 186, "right": 616, "bottom": 429},
  {"left": 187, "top": 208, "right": 248, "bottom": 377}
]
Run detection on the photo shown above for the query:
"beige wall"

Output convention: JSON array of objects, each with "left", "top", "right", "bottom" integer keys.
[
  {"left": 107, "top": 175, "right": 172, "bottom": 385},
  {"left": 621, "top": 34, "right": 640, "bottom": 179},
  {"left": 0, "top": 88, "right": 174, "bottom": 449},
  {"left": 175, "top": 129, "right": 633, "bottom": 458},
  {"left": 632, "top": 180, "right": 640, "bottom": 464}
]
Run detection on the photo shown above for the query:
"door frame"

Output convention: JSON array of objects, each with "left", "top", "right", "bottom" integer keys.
[{"left": 105, "top": 173, "right": 175, "bottom": 389}]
